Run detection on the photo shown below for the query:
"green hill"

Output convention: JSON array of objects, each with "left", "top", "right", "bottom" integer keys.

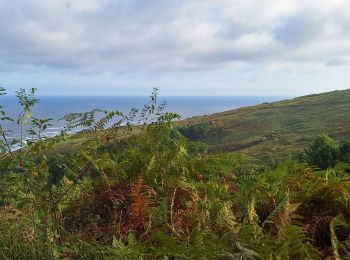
[
  {"left": 181, "top": 89, "right": 350, "bottom": 160},
  {"left": 3, "top": 87, "right": 350, "bottom": 259}
]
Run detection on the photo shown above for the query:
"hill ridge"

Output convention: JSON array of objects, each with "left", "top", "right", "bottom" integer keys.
[{"left": 183, "top": 88, "right": 350, "bottom": 160}]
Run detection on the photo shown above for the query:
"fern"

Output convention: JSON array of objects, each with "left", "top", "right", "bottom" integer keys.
[
  {"left": 262, "top": 193, "right": 299, "bottom": 234},
  {"left": 246, "top": 197, "right": 259, "bottom": 225},
  {"left": 103, "top": 234, "right": 143, "bottom": 259},
  {"left": 233, "top": 242, "right": 260, "bottom": 259},
  {"left": 216, "top": 202, "right": 239, "bottom": 233},
  {"left": 281, "top": 225, "right": 321, "bottom": 259},
  {"left": 128, "top": 176, "right": 155, "bottom": 232},
  {"left": 304, "top": 215, "right": 333, "bottom": 248},
  {"left": 330, "top": 214, "right": 349, "bottom": 259}
]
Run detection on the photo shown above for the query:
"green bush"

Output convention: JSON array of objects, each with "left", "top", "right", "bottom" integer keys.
[
  {"left": 340, "top": 140, "right": 350, "bottom": 163},
  {"left": 176, "top": 122, "right": 211, "bottom": 140},
  {"left": 302, "top": 134, "right": 340, "bottom": 169}
]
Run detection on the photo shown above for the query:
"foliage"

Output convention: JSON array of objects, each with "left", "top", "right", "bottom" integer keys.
[
  {"left": 179, "top": 89, "right": 350, "bottom": 161},
  {"left": 340, "top": 140, "right": 350, "bottom": 163},
  {"left": 301, "top": 134, "right": 340, "bottom": 169},
  {"left": 2, "top": 87, "right": 350, "bottom": 258},
  {"left": 176, "top": 121, "right": 211, "bottom": 140}
]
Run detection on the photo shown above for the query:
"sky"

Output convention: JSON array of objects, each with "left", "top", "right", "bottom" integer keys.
[{"left": 1, "top": 0, "right": 350, "bottom": 96}]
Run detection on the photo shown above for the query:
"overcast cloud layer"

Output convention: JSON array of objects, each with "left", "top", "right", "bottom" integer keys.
[{"left": 1, "top": 0, "right": 350, "bottom": 95}]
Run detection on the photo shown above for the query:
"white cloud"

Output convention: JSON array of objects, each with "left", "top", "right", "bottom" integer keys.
[
  {"left": 219, "top": 0, "right": 300, "bottom": 25},
  {"left": 1, "top": 0, "right": 350, "bottom": 95}
]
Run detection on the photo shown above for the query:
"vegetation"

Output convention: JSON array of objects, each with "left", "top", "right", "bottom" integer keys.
[
  {"left": 2, "top": 88, "right": 350, "bottom": 259},
  {"left": 175, "top": 122, "right": 211, "bottom": 140},
  {"left": 178, "top": 89, "right": 350, "bottom": 162},
  {"left": 298, "top": 134, "right": 350, "bottom": 170}
]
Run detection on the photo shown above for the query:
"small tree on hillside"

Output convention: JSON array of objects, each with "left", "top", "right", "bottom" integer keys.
[
  {"left": 176, "top": 122, "right": 211, "bottom": 140},
  {"left": 340, "top": 140, "right": 350, "bottom": 163},
  {"left": 303, "top": 134, "right": 340, "bottom": 169}
]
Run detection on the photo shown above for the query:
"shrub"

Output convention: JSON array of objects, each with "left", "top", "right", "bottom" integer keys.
[
  {"left": 303, "top": 134, "right": 340, "bottom": 169},
  {"left": 340, "top": 140, "right": 350, "bottom": 163},
  {"left": 176, "top": 122, "right": 211, "bottom": 140}
]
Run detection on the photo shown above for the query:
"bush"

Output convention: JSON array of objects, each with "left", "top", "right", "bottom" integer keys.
[
  {"left": 340, "top": 140, "right": 350, "bottom": 163},
  {"left": 302, "top": 134, "right": 340, "bottom": 169},
  {"left": 176, "top": 122, "right": 211, "bottom": 140}
]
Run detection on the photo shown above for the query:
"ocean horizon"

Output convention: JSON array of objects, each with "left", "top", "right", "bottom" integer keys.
[{"left": 1, "top": 95, "right": 291, "bottom": 139}]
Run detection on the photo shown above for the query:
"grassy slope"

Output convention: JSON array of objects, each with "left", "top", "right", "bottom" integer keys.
[
  {"left": 181, "top": 89, "right": 350, "bottom": 160},
  {"left": 53, "top": 89, "right": 350, "bottom": 160}
]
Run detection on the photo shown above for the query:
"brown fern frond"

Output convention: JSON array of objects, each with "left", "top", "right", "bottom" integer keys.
[
  {"left": 304, "top": 215, "right": 333, "bottom": 248},
  {"left": 173, "top": 208, "right": 195, "bottom": 238},
  {"left": 262, "top": 194, "right": 299, "bottom": 235},
  {"left": 256, "top": 192, "right": 277, "bottom": 224},
  {"left": 0, "top": 206, "right": 22, "bottom": 221},
  {"left": 167, "top": 187, "right": 191, "bottom": 210},
  {"left": 128, "top": 176, "right": 156, "bottom": 233}
]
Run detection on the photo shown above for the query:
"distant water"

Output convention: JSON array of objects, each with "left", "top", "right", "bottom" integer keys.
[{"left": 1, "top": 95, "right": 288, "bottom": 140}]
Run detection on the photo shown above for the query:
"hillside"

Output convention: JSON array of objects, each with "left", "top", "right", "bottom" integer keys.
[
  {"left": 182, "top": 89, "right": 350, "bottom": 160},
  {"left": 3, "top": 88, "right": 350, "bottom": 259}
]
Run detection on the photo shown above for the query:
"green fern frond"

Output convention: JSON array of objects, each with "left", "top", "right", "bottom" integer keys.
[
  {"left": 281, "top": 225, "right": 321, "bottom": 259},
  {"left": 330, "top": 214, "right": 349, "bottom": 260},
  {"left": 104, "top": 234, "right": 143, "bottom": 259},
  {"left": 246, "top": 197, "right": 259, "bottom": 225},
  {"left": 262, "top": 193, "right": 299, "bottom": 233},
  {"left": 216, "top": 202, "right": 239, "bottom": 233}
]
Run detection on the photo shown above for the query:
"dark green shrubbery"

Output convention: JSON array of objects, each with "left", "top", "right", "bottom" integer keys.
[
  {"left": 299, "top": 134, "right": 350, "bottom": 170},
  {"left": 340, "top": 140, "right": 350, "bottom": 163},
  {"left": 301, "top": 134, "right": 340, "bottom": 169},
  {"left": 176, "top": 121, "right": 211, "bottom": 140}
]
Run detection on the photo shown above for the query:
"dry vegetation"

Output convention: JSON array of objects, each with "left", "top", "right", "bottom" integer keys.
[{"left": 2, "top": 88, "right": 350, "bottom": 259}]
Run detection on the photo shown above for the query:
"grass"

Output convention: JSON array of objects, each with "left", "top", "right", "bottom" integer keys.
[
  {"left": 179, "top": 89, "right": 350, "bottom": 160},
  {"left": 51, "top": 89, "right": 350, "bottom": 161}
]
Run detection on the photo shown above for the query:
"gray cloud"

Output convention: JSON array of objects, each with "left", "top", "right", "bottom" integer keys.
[
  {"left": 273, "top": 14, "right": 322, "bottom": 46},
  {"left": 326, "top": 58, "right": 349, "bottom": 67},
  {"left": 0, "top": 0, "right": 350, "bottom": 76}
]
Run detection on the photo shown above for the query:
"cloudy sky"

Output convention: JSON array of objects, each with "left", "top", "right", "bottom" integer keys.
[{"left": 1, "top": 0, "right": 350, "bottom": 96}]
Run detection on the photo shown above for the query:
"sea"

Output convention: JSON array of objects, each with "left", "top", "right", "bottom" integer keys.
[{"left": 0, "top": 95, "right": 289, "bottom": 140}]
